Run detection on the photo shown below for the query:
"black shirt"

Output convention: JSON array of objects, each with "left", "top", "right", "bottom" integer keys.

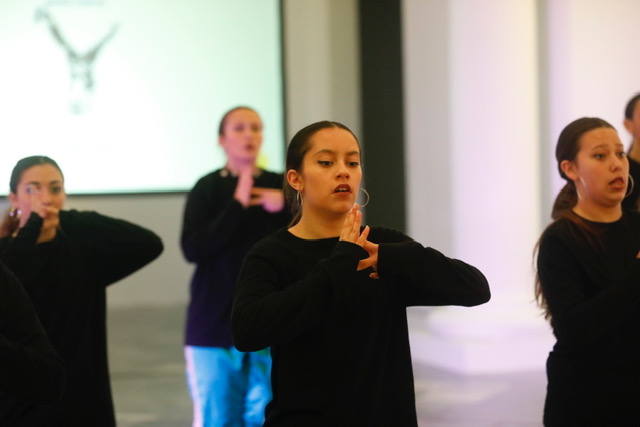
[
  {"left": 232, "top": 227, "right": 490, "bottom": 426},
  {"left": 0, "top": 261, "right": 64, "bottom": 425},
  {"left": 181, "top": 168, "right": 289, "bottom": 347},
  {"left": 0, "top": 210, "right": 163, "bottom": 427},
  {"left": 538, "top": 212, "right": 640, "bottom": 426}
]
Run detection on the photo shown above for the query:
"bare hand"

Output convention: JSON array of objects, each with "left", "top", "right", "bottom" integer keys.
[
  {"left": 250, "top": 188, "right": 285, "bottom": 213},
  {"left": 17, "top": 189, "right": 60, "bottom": 241},
  {"left": 234, "top": 168, "right": 254, "bottom": 207},
  {"left": 340, "top": 205, "right": 379, "bottom": 279}
]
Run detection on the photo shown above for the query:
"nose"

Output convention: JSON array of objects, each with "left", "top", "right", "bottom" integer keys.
[
  {"left": 39, "top": 189, "right": 53, "bottom": 205},
  {"left": 611, "top": 155, "right": 625, "bottom": 171},
  {"left": 336, "top": 162, "right": 350, "bottom": 180}
]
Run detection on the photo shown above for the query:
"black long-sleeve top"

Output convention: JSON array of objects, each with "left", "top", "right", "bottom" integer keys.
[
  {"left": 0, "top": 261, "right": 64, "bottom": 424},
  {"left": 181, "top": 168, "right": 289, "bottom": 347},
  {"left": 0, "top": 210, "right": 163, "bottom": 427},
  {"left": 232, "top": 227, "right": 490, "bottom": 426},
  {"left": 537, "top": 212, "right": 640, "bottom": 426}
]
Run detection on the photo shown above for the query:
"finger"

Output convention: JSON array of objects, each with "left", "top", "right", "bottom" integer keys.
[
  {"left": 352, "top": 206, "right": 362, "bottom": 239},
  {"left": 340, "top": 206, "right": 356, "bottom": 241},
  {"left": 357, "top": 257, "right": 376, "bottom": 271},
  {"left": 369, "top": 272, "right": 379, "bottom": 280},
  {"left": 248, "top": 198, "right": 263, "bottom": 206},
  {"left": 357, "top": 225, "right": 370, "bottom": 246}
]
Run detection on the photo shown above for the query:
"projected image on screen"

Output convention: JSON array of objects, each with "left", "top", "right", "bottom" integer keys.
[{"left": 0, "top": 0, "right": 284, "bottom": 194}]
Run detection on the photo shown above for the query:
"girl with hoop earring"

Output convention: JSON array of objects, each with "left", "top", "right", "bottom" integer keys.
[
  {"left": 536, "top": 117, "right": 640, "bottom": 425},
  {"left": 231, "top": 120, "right": 490, "bottom": 426}
]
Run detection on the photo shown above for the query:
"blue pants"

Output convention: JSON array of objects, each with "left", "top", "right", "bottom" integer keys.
[{"left": 185, "top": 346, "right": 271, "bottom": 427}]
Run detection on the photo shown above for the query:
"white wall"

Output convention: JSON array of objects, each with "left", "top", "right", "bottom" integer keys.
[
  {"left": 403, "top": 0, "right": 640, "bottom": 374},
  {"left": 283, "top": 0, "right": 360, "bottom": 136},
  {"left": 542, "top": 0, "right": 640, "bottom": 211}
]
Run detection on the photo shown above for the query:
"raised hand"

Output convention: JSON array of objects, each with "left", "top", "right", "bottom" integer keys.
[
  {"left": 339, "top": 205, "right": 379, "bottom": 279},
  {"left": 234, "top": 168, "right": 254, "bottom": 208},
  {"left": 18, "top": 186, "right": 61, "bottom": 242},
  {"left": 250, "top": 188, "right": 285, "bottom": 213}
]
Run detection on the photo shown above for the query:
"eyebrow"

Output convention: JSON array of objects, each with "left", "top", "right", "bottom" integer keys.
[
  {"left": 313, "top": 149, "right": 360, "bottom": 156},
  {"left": 25, "top": 180, "right": 63, "bottom": 185},
  {"left": 591, "top": 144, "right": 623, "bottom": 150}
]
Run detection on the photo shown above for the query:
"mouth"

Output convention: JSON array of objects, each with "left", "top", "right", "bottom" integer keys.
[
  {"left": 608, "top": 177, "right": 626, "bottom": 190},
  {"left": 333, "top": 184, "right": 352, "bottom": 194}
]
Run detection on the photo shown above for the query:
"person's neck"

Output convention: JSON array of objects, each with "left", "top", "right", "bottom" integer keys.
[
  {"left": 289, "top": 209, "right": 346, "bottom": 240},
  {"left": 572, "top": 200, "right": 622, "bottom": 223},
  {"left": 225, "top": 158, "right": 257, "bottom": 176}
]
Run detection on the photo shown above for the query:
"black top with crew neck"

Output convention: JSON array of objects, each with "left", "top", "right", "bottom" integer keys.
[
  {"left": 538, "top": 211, "right": 640, "bottom": 425},
  {"left": 0, "top": 210, "right": 163, "bottom": 426},
  {"left": 181, "top": 168, "right": 289, "bottom": 347},
  {"left": 232, "top": 227, "right": 490, "bottom": 426}
]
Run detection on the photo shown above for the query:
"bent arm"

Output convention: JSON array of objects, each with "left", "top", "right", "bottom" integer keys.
[
  {"left": 232, "top": 242, "right": 364, "bottom": 351},
  {"left": 60, "top": 210, "right": 163, "bottom": 286},
  {"left": 375, "top": 229, "right": 490, "bottom": 307},
  {"left": 538, "top": 234, "right": 640, "bottom": 349}
]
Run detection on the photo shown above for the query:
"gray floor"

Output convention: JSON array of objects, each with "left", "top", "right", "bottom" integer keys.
[{"left": 108, "top": 305, "right": 546, "bottom": 427}]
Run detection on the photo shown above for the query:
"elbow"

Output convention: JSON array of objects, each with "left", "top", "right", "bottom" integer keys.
[
  {"left": 146, "top": 235, "right": 164, "bottom": 262},
  {"left": 461, "top": 275, "right": 491, "bottom": 307},
  {"left": 231, "top": 308, "right": 267, "bottom": 352},
  {"left": 231, "top": 327, "right": 263, "bottom": 353},
  {"left": 474, "top": 281, "right": 491, "bottom": 306}
]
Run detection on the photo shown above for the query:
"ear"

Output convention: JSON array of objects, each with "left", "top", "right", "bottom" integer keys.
[
  {"left": 560, "top": 159, "right": 578, "bottom": 181},
  {"left": 286, "top": 169, "right": 303, "bottom": 192},
  {"left": 624, "top": 119, "right": 634, "bottom": 135}
]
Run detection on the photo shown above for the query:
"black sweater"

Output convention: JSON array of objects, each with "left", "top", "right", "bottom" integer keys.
[
  {"left": 0, "top": 210, "right": 163, "bottom": 427},
  {"left": 0, "top": 261, "right": 64, "bottom": 424},
  {"left": 181, "top": 168, "right": 289, "bottom": 347},
  {"left": 537, "top": 212, "right": 640, "bottom": 426},
  {"left": 232, "top": 227, "right": 490, "bottom": 426}
]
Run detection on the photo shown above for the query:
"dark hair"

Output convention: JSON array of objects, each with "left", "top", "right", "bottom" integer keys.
[
  {"left": 10, "top": 155, "right": 64, "bottom": 194},
  {"left": 284, "top": 120, "right": 360, "bottom": 226},
  {"left": 624, "top": 93, "right": 640, "bottom": 120},
  {"left": 535, "top": 117, "right": 615, "bottom": 319},
  {"left": 217, "top": 106, "right": 259, "bottom": 136}
]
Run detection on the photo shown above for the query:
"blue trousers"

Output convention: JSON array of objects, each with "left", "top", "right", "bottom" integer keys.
[{"left": 185, "top": 346, "right": 271, "bottom": 427}]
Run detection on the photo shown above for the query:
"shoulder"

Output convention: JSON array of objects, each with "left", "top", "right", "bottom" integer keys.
[
  {"left": 537, "top": 218, "right": 580, "bottom": 263},
  {"left": 539, "top": 219, "right": 569, "bottom": 250},
  {"left": 248, "top": 228, "right": 290, "bottom": 257},
  {"left": 59, "top": 209, "right": 98, "bottom": 223},
  {"left": 256, "top": 169, "right": 284, "bottom": 188},
  {"left": 191, "top": 170, "right": 224, "bottom": 190},
  {"left": 624, "top": 210, "right": 640, "bottom": 227}
]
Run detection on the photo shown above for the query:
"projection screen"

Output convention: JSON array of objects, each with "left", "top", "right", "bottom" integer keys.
[{"left": 0, "top": 0, "right": 284, "bottom": 194}]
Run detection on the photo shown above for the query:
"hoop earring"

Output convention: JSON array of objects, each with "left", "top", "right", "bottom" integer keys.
[
  {"left": 296, "top": 191, "right": 303, "bottom": 206},
  {"left": 626, "top": 174, "right": 635, "bottom": 198},
  {"left": 358, "top": 188, "right": 370, "bottom": 208}
]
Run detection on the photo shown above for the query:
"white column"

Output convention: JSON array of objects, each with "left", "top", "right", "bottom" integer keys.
[{"left": 403, "top": 0, "right": 554, "bottom": 374}]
